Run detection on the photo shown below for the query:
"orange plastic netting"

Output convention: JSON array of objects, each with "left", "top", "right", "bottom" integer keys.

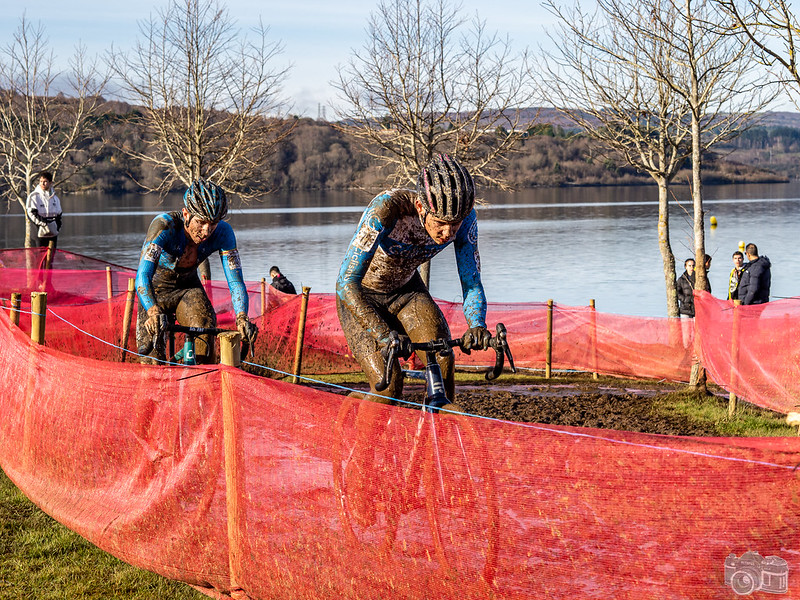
[{"left": 1, "top": 250, "right": 799, "bottom": 599}]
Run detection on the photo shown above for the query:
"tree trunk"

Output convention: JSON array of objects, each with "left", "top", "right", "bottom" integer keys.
[{"left": 657, "top": 178, "right": 679, "bottom": 317}]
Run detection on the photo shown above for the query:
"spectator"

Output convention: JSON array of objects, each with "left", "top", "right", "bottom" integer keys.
[
  {"left": 738, "top": 243, "right": 771, "bottom": 305},
  {"left": 727, "top": 251, "right": 744, "bottom": 301},
  {"left": 26, "top": 171, "right": 63, "bottom": 249},
  {"left": 677, "top": 258, "right": 696, "bottom": 317},
  {"left": 269, "top": 266, "right": 297, "bottom": 294},
  {"left": 703, "top": 253, "right": 712, "bottom": 294}
]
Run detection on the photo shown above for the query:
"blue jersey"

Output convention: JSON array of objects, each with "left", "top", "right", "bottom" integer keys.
[
  {"left": 337, "top": 189, "right": 486, "bottom": 340},
  {"left": 135, "top": 211, "right": 248, "bottom": 315}
]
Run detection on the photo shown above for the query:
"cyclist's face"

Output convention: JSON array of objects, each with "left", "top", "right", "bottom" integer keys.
[
  {"left": 182, "top": 208, "right": 218, "bottom": 243},
  {"left": 414, "top": 198, "right": 462, "bottom": 243}
]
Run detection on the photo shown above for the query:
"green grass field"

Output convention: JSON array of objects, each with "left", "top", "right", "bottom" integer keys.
[{"left": 0, "top": 469, "right": 204, "bottom": 600}]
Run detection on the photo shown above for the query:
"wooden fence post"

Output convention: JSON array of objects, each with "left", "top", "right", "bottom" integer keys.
[
  {"left": 120, "top": 278, "right": 136, "bottom": 362},
  {"left": 292, "top": 287, "right": 311, "bottom": 384},
  {"left": 728, "top": 302, "right": 741, "bottom": 417},
  {"left": 44, "top": 239, "right": 55, "bottom": 270},
  {"left": 106, "top": 266, "right": 113, "bottom": 299},
  {"left": 9, "top": 292, "right": 21, "bottom": 326},
  {"left": 546, "top": 299, "right": 553, "bottom": 379},
  {"left": 260, "top": 277, "right": 267, "bottom": 317},
  {"left": 219, "top": 331, "right": 242, "bottom": 368},
  {"left": 590, "top": 299, "right": 599, "bottom": 380},
  {"left": 30, "top": 292, "right": 47, "bottom": 345},
  {"left": 219, "top": 358, "right": 248, "bottom": 595}
]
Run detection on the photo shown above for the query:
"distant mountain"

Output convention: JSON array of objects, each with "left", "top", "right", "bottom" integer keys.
[{"left": 517, "top": 107, "right": 800, "bottom": 130}]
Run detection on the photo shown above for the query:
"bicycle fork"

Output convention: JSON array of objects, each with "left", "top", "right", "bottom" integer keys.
[{"left": 423, "top": 353, "right": 450, "bottom": 413}]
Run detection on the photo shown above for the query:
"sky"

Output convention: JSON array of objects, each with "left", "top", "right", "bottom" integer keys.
[{"left": 0, "top": 0, "right": 552, "bottom": 117}]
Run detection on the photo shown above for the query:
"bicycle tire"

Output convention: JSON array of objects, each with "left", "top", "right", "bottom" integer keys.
[
  {"left": 332, "top": 397, "right": 499, "bottom": 588},
  {"left": 422, "top": 410, "right": 500, "bottom": 588}
]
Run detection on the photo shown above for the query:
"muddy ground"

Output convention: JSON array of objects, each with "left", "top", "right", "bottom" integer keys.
[
  {"left": 314, "top": 372, "right": 786, "bottom": 437},
  {"left": 404, "top": 378, "right": 721, "bottom": 436}
]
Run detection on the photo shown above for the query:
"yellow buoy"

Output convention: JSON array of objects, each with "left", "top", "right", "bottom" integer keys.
[
  {"left": 739, "top": 240, "right": 745, "bottom": 251},
  {"left": 709, "top": 215, "right": 718, "bottom": 226}
]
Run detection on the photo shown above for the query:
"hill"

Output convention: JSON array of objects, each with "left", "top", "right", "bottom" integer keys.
[{"left": 55, "top": 103, "right": 800, "bottom": 195}]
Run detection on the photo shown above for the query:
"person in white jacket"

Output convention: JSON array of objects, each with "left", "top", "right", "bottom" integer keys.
[{"left": 26, "top": 171, "right": 62, "bottom": 249}]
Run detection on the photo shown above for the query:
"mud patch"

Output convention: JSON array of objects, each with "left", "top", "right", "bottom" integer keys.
[{"left": 401, "top": 379, "right": 722, "bottom": 436}]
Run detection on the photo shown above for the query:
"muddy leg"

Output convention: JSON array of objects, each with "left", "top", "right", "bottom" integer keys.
[
  {"left": 396, "top": 291, "right": 455, "bottom": 402},
  {"left": 175, "top": 287, "right": 217, "bottom": 364}
]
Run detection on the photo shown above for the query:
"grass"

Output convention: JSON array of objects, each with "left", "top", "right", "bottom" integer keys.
[
  {"left": 0, "top": 468, "right": 204, "bottom": 600},
  {"left": 655, "top": 390, "right": 797, "bottom": 437}
]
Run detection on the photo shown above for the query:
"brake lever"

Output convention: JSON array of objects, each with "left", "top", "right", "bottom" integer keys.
[
  {"left": 138, "top": 314, "right": 170, "bottom": 356},
  {"left": 498, "top": 323, "right": 516, "bottom": 373},
  {"left": 485, "top": 323, "right": 515, "bottom": 380},
  {"left": 375, "top": 332, "right": 400, "bottom": 392}
]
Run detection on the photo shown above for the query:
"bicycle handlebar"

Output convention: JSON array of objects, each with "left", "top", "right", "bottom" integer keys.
[{"left": 375, "top": 323, "right": 516, "bottom": 392}]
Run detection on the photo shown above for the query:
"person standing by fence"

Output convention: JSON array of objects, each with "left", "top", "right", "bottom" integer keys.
[
  {"left": 269, "top": 266, "right": 297, "bottom": 294},
  {"left": 26, "top": 171, "right": 62, "bottom": 249},
  {"left": 738, "top": 243, "right": 771, "bottom": 305},
  {"left": 728, "top": 251, "right": 744, "bottom": 302}
]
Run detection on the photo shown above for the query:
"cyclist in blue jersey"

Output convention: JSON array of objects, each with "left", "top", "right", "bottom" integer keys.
[
  {"left": 135, "top": 180, "right": 258, "bottom": 364},
  {"left": 337, "top": 154, "right": 490, "bottom": 405}
]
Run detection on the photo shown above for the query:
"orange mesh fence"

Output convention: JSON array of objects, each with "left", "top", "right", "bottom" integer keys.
[
  {"left": 2, "top": 307, "right": 800, "bottom": 599},
  {"left": 695, "top": 291, "right": 800, "bottom": 413}
]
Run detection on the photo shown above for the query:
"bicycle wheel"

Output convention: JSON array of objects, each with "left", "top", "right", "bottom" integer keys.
[
  {"left": 422, "top": 411, "right": 500, "bottom": 588},
  {"left": 332, "top": 396, "right": 409, "bottom": 548}
]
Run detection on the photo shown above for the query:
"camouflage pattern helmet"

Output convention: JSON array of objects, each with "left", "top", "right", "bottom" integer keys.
[
  {"left": 183, "top": 179, "right": 228, "bottom": 222},
  {"left": 416, "top": 154, "right": 475, "bottom": 223}
]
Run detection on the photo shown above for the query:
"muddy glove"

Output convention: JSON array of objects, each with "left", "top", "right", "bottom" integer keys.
[
  {"left": 461, "top": 326, "right": 491, "bottom": 354},
  {"left": 236, "top": 312, "right": 258, "bottom": 345},
  {"left": 144, "top": 307, "right": 165, "bottom": 337},
  {"left": 379, "top": 330, "right": 412, "bottom": 360}
]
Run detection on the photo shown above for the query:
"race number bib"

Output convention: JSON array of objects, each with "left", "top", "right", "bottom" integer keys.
[
  {"left": 223, "top": 249, "right": 242, "bottom": 271},
  {"left": 144, "top": 243, "right": 162, "bottom": 263}
]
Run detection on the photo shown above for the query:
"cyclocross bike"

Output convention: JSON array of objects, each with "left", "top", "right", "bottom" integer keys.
[
  {"left": 137, "top": 315, "right": 252, "bottom": 364},
  {"left": 332, "top": 323, "right": 515, "bottom": 589}
]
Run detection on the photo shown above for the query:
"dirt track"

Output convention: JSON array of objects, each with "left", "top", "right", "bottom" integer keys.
[{"left": 401, "top": 377, "right": 725, "bottom": 436}]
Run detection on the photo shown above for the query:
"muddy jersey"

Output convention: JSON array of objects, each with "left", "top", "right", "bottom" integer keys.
[
  {"left": 337, "top": 189, "right": 486, "bottom": 341},
  {"left": 135, "top": 211, "right": 248, "bottom": 315}
]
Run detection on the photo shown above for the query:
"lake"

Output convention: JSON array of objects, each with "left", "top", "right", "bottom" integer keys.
[{"left": 2, "top": 182, "right": 799, "bottom": 317}]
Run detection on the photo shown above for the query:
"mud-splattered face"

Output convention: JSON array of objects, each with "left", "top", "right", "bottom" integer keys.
[
  {"left": 181, "top": 208, "right": 217, "bottom": 244},
  {"left": 413, "top": 198, "right": 462, "bottom": 244}
]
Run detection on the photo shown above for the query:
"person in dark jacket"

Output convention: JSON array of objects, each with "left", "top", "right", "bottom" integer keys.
[
  {"left": 677, "top": 258, "right": 696, "bottom": 317},
  {"left": 738, "top": 243, "right": 771, "bottom": 305},
  {"left": 269, "top": 266, "right": 297, "bottom": 294}
]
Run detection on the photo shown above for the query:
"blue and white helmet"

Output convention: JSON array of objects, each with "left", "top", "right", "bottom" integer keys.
[{"left": 183, "top": 180, "right": 228, "bottom": 222}]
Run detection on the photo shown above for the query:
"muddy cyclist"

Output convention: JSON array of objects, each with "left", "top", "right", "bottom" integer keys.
[
  {"left": 336, "top": 154, "right": 491, "bottom": 407},
  {"left": 135, "top": 180, "right": 258, "bottom": 364}
]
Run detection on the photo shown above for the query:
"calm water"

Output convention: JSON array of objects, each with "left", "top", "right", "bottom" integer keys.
[{"left": 2, "top": 183, "right": 800, "bottom": 317}]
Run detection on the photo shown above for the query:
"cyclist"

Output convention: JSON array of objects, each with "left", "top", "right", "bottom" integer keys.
[
  {"left": 336, "top": 154, "right": 490, "bottom": 406},
  {"left": 135, "top": 179, "right": 258, "bottom": 364}
]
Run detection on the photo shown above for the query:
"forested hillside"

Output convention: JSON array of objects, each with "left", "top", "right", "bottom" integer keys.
[{"left": 57, "top": 101, "right": 800, "bottom": 195}]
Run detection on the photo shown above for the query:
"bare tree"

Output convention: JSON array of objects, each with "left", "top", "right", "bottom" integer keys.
[
  {"left": 665, "top": 0, "right": 772, "bottom": 294},
  {"left": 108, "top": 0, "right": 293, "bottom": 198},
  {"left": 0, "top": 16, "right": 108, "bottom": 247},
  {"left": 542, "top": 0, "right": 692, "bottom": 316},
  {"left": 715, "top": 0, "right": 800, "bottom": 105},
  {"left": 335, "top": 0, "right": 533, "bottom": 189},
  {"left": 542, "top": 0, "right": 773, "bottom": 316}
]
